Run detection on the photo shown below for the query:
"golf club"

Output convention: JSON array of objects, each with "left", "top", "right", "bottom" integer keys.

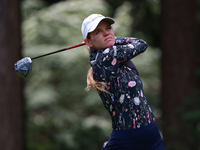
[{"left": 14, "top": 42, "right": 85, "bottom": 78}]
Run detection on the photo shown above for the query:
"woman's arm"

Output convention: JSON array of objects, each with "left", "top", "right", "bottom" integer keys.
[
  {"left": 115, "top": 37, "right": 147, "bottom": 46},
  {"left": 101, "top": 37, "right": 148, "bottom": 68}
]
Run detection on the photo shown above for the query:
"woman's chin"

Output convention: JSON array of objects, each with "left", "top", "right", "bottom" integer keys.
[{"left": 106, "top": 42, "right": 115, "bottom": 48}]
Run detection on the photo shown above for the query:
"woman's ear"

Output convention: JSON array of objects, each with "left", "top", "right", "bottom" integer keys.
[{"left": 84, "top": 39, "right": 93, "bottom": 48}]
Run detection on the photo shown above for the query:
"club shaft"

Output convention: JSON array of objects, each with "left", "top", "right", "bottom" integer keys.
[{"left": 31, "top": 43, "right": 85, "bottom": 60}]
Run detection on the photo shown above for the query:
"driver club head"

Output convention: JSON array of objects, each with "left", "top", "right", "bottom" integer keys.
[{"left": 14, "top": 57, "right": 32, "bottom": 78}]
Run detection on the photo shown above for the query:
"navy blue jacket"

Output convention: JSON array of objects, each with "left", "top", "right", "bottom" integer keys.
[{"left": 90, "top": 37, "right": 155, "bottom": 130}]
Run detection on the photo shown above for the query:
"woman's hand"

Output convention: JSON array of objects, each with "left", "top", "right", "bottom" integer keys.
[{"left": 103, "top": 141, "right": 108, "bottom": 148}]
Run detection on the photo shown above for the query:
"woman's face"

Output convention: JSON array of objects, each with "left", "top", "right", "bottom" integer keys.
[{"left": 84, "top": 20, "right": 115, "bottom": 50}]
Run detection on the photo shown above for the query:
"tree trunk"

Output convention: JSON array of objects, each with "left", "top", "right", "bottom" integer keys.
[
  {"left": 160, "top": 0, "right": 198, "bottom": 149},
  {"left": 0, "top": 0, "right": 24, "bottom": 150}
]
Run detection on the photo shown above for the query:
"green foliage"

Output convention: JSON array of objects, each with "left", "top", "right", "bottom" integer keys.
[
  {"left": 177, "top": 91, "right": 200, "bottom": 150},
  {"left": 22, "top": 0, "right": 161, "bottom": 150},
  {"left": 105, "top": 0, "right": 161, "bottom": 46}
]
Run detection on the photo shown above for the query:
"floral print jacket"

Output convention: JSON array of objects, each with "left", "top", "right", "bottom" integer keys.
[{"left": 90, "top": 37, "right": 155, "bottom": 130}]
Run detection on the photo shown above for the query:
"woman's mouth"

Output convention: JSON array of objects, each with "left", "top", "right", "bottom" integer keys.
[{"left": 105, "top": 37, "right": 112, "bottom": 41}]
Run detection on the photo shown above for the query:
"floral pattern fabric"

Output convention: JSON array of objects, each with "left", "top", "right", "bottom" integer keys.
[{"left": 90, "top": 37, "right": 156, "bottom": 130}]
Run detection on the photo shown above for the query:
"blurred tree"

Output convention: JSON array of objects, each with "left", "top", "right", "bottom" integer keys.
[
  {"left": 0, "top": 0, "right": 24, "bottom": 150},
  {"left": 42, "top": 0, "right": 64, "bottom": 5},
  {"left": 105, "top": 0, "right": 160, "bottom": 47},
  {"left": 160, "top": 0, "right": 199, "bottom": 149}
]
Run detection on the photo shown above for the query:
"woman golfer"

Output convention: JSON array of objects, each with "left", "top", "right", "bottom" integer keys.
[{"left": 81, "top": 14, "right": 165, "bottom": 150}]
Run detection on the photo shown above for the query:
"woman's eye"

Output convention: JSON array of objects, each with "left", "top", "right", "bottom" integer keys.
[
  {"left": 96, "top": 30, "right": 100, "bottom": 34},
  {"left": 107, "top": 26, "right": 112, "bottom": 30}
]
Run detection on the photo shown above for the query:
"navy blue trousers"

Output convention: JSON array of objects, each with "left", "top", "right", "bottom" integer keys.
[{"left": 102, "top": 123, "right": 165, "bottom": 150}]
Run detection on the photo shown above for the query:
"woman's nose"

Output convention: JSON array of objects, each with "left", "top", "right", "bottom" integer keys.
[{"left": 103, "top": 30, "right": 109, "bottom": 36}]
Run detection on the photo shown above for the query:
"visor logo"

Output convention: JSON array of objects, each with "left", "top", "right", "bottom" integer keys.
[{"left": 90, "top": 14, "right": 103, "bottom": 21}]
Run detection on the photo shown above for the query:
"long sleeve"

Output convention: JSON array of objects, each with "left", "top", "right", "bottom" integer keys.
[{"left": 98, "top": 37, "right": 148, "bottom": 68}]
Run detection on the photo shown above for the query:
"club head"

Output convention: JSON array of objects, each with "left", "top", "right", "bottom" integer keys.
[{"left": 14, "top": 57, "right": 32, "bottom": 78}]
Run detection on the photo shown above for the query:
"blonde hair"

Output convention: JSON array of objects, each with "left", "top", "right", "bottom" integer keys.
[
  {"left": 85, "top": 46, "right": 108, "bottom": 93},
  {"left": 85, "top": 67, "right": 108, "bottom": 93}
]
